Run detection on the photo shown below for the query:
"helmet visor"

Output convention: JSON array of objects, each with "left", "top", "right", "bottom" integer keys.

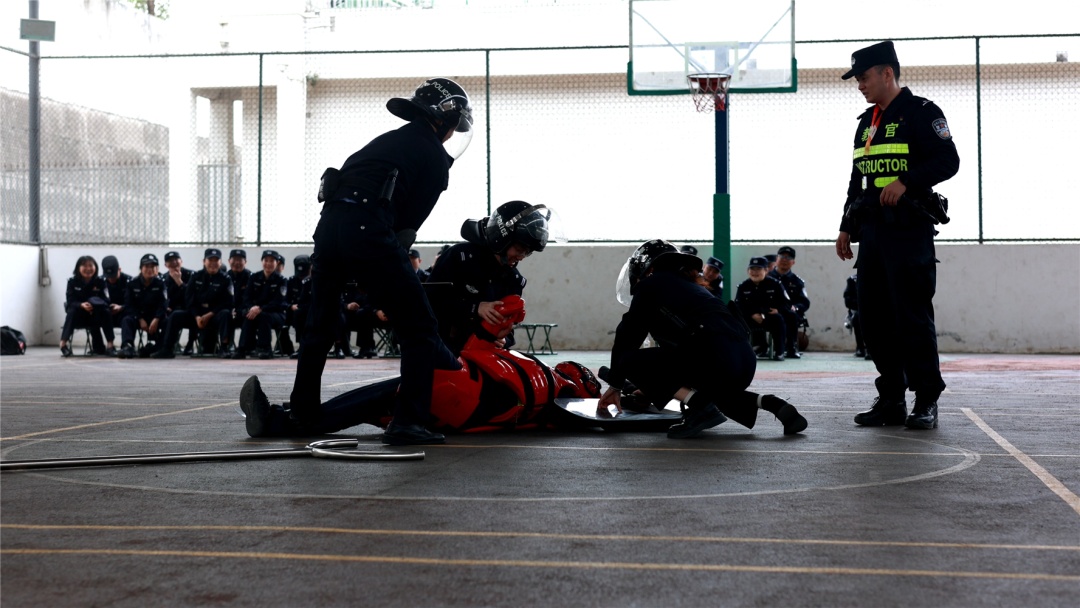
[
  {"left": 442, "top": 126, "right": 473, "bottom": 160},
  {"left": 615, "top": 258, "right": 634, "bottom": 307}
]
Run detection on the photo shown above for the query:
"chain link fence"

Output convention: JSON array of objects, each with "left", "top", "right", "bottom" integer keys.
[{"left": 2, "top": 35, "right": 1077, "bottom": 247}]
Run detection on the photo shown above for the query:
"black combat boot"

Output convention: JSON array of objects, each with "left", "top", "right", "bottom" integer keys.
[
  {"left": 905, "top": 396, "right": 938, "bottom": 429},
  {"left": 853, "top": 396, "right": 907, "bottom": 426}
]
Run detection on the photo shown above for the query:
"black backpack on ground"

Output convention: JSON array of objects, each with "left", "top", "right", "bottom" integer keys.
[{"left": 1, "top": 326, "right": 27, "bottom": 355}]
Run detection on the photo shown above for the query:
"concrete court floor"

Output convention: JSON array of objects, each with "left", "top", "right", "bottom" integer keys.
[{"left": 1, "top": 346, "right": 1077, "bottom": 607}]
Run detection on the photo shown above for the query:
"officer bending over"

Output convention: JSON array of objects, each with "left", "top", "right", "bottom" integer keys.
[
  {"left": 599, "top": 240, "right": 807, "bottom": 438},
  {"left": 285, "top": 78, "right": 474, "bottom": 446}
]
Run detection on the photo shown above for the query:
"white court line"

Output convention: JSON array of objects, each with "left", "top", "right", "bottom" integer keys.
[{"left": 963, "top": 408, "right": 1080, "bottom": 518}]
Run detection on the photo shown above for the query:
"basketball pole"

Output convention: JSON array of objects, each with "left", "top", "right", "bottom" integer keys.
[{"left": 713, "top": 103, "right": 731, "bottom": 284}]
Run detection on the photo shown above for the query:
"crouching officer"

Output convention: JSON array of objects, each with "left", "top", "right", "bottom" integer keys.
[
  {"left": 428, "top": 201, "right": 559, "bottom": 355},
  {"left": 154, "top": 248, "right": 234, "bottom": 358},
  {"left": 599, "top": 240, "right": 807, "bottom": 439},
  {"left": 284, "top": 77, "right": 473, "bottom": 446},
  {"left": 118, "top": 254, "right": 167, "bottom": 358}
]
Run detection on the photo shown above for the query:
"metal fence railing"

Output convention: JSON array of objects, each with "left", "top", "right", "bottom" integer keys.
[{"left": 1, "top": 34, "right": 1077, "bottom": 247}]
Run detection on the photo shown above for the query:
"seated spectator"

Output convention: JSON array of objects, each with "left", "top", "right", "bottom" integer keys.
[
  {"left": 288, "top": 267, "right": 313, "bottom": 361},
  {"left": 118, "top": 254, "right": 167, "bottom": 358},
  {"left": 703, "top": 256, "right": 724, "bottom": 301},
  {"left": 734, "top": 256, "right": 791, "bottom": 361},
  {"left": 59, "top": 255, "right": 116, "bottom": 357},
  {"left": 764, "top": 253, "right": 778, "bottom": 273},
  {"left": 279, "top": 254, "right": 312, "bottom": 357},
  {"left": 679, "top": 244, "right": 699, "bottom": 256},
  {"left": 153, "top": 248, "right": 234, "bottom": 358},
  {"left": 768, "top": 245, "right": 810, "bottom": 359},
  {"left": 101, "top": 255, "right": 132, "bottom": 329},
  {"left": 222, "top": 249, "right": 251, "bottom": 357},
  {"left": 409, "top": 249, "right": 430, "bottom": 283},
  {"left": 844, "top": 273, "right": 871, "bottom": 359},
  {"left": 232, "top": 249, "right": 288, "bottom": 360},
  {"left": 343, "top": 284, "right": 391, "bottom": 359},
  {"left": 161, "top": 251, "right": 196, "bottom": 355}
]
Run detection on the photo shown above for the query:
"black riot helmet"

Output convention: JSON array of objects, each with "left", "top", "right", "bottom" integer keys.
[
  {"left": 460, "top": 201, "right": 557, "bottom": 260},
  {"left": 387, "top": 78, "right": 474, "bottom": 158},
  {"left": 615, "top": 239, "right": 702, "bottom": 306}
]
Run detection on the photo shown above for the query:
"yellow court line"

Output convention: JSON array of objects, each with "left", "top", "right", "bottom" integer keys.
[
  {"left": 4, "top": 524, "right": 1078, "bottom": 553},
  {"left": 0, "top": 401, "right": 238, "bottom": 441},
  {"left": 964, "top": 408, "right": 1080, "bottom": 517},
  {"left": 2, "top": 548, "right": 1077, "bottom": 582}
]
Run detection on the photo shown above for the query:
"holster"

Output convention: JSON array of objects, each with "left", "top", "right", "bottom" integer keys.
[{"left": 317, "top": 167, "right": 340, "bottom": 203}]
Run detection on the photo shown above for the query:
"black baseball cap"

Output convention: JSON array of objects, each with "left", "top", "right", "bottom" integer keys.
[
  {"left": 842, "top": 40, "right": 900, "bottom": 80},
  {"left": 140, "top": 253, "right": 160, "bottom": 267},
  {"left": 101, "top": 255, "right": 120, "bottom": 277},
  {"left": 261, "top": 249, "right": 279, "bottom": 261},
  {"left": 204, "top": 248, "right": 222, "bottom": 259},
  {"left": 706, "top": 256, "right": 724, "bottom": 270},
  {"left": 680, "top": 245, "right": 698, "bottom": 256},
  {"left": 164, "top": 251, "right": 181, "bottom": 261},
  {"left": 765, "top": 254, "right": 777, "bottom": 264},
  {"left": 438, "top": 244, "right": 451, "bottom": 255},
  {"left": 748, "top": 256, "right": 769, "bottom": 269},
  {"left": 229, "top": 249, "right": 247, "bottom": 260},
  {"left": 408, "top": 249, "right": 421, "bottom": 258},
  {"left": 777, "top": 246, "right": 796, "bottom": 258}
]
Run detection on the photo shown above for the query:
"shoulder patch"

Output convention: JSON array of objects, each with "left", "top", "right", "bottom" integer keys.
[{"left": 932, "top": 118, "right": 952, "bottom": 140}]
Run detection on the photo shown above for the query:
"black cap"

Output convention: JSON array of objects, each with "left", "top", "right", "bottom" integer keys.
[
  {"left": 680, "top": 245, "right": 698, "bottom": 256},
  {"left": 778, "top": 246, "right": 796, "bottom": 258},
  {"left": 101, "top": 255, "right": 120, "bottom": 277},
  {"left": 274, "top": 253, "right": 285, "bottom": 264},
  {"left": 204, "top": 248, "right": 222, "bottom": 259},
  {"left": 140, "top": 253, "right": 159, "bottom": 267},
  {"left": 706, "top": 256, "right": 724, "bottom": 270},
  {"left": 408, "top": 249, "right": 421, "bottom": 258},
  {"left": 765, "top": 254, "right": 777, "bottom": 263},
  {"left": 229, "top": 249, "right": 246, "bottom": 260},
  {"left": 748, "top": 256, "right": 769, "bottom": 269},
  {"left": 438, "top": 244, "right": 451, "bottom": 255},
  {"left": 842, "top": 40, "right": 899, "bottom": 80},
  {"left": 261, "top": 249, "right": 279, "bottom": 261},
  {"left": 164, "top": 251, "right": 181, "bottom": 261}
]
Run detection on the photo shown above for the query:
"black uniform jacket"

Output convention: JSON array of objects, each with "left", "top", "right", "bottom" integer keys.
[
  {"left": 161, "top": 268, "right": 194, "bottom": 313},
  {"left": 286, "top": 274, "right": 306, "bottom": 307},
  {"left": 608, "top": 268, "right": 749, "bottom": 388},
  {"left": 244, "top": 270, "right": 288, "bottom": 313},
  {"left": 104, "top": 273, "right": 132, "bottom": 312},
  {"left": 841, "top": 87, "right": 960, "bottom": 233},
  {"left": 227, "top": 268, "right": 253, "bottom": 314},
  {"left": 66, "top": 275, "right": 108, "bottom": 307},
  {"left": 844, "top": 274, "right": 859, "bottom": 311},
  {"left": 185, "top": 269, "right": 234, "bottom": 314},
  {"left": 427, "top": 241, "right": 526, "bottom": 351},
  {"left": 734, "top": 276, "right": 791, "bottom": 317},
  {"left": 331, "top": 120, "right": 452, "bottom": 235},
  {"left": 767, "top": 269, "right": 810, "bottom": 315},
  {"left": 125, "top": 276, "right": 167, "bottom": 321}
]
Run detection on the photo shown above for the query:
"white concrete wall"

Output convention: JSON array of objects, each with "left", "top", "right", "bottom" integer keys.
[{"left": 3, "top": 242, "right": 1077, "bottom": 353}]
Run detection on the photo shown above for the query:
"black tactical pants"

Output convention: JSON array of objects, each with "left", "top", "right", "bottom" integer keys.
[
  {"left": 856, "top": 220, "right": 946, "bottom": 400},
  {"left": 290, "top": 201, "right": 460, "bottom": 427},
  {"left": 618, "top": 340, "right": 761, "bottom": 429}
]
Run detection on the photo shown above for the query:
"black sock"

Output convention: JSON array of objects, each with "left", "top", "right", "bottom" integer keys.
[{"left": 758, "top": 394, "right": 783, "bottom": 414}]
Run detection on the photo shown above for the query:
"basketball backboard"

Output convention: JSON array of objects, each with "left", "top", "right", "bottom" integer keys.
[{"left": 629, "top": 0, "right": 796, "bottom": 95}]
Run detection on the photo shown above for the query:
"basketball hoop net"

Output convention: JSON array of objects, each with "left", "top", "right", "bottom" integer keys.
[{"left": 687, "top": 72, "right": 731, "bottom": 113}]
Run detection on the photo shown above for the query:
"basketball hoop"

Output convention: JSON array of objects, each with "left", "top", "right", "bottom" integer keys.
[{"left": 687, "top": 72, "right": 731, "bottom": 113}]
